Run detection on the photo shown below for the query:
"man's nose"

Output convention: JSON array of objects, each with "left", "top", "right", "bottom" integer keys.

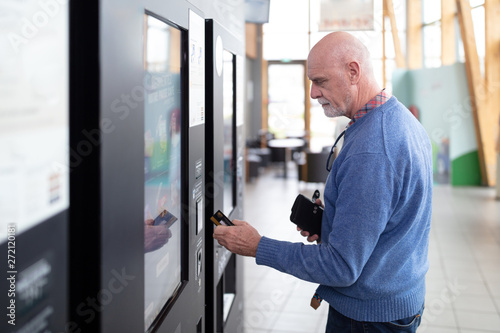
[{"left": 310, "top": 84, "right": 321, "bottom": 99}]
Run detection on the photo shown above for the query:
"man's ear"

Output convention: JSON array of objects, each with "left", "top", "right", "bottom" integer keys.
[{"left": 348, "top": 61, "right": 361, "bottom": 85}]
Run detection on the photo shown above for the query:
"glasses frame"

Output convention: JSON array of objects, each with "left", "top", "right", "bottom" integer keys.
[{"left": 326, "top": 130, "right": 346, "bottom": 172}]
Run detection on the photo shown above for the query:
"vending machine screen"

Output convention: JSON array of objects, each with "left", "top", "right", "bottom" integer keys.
[{"left": 143, "top": 14, "right": 183, "bottom": 330}]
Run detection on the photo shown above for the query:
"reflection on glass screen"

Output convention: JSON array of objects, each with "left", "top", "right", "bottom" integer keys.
[
  {"left": 222, "top": 50, "right": 234, "bottom": 214},
  {"left": 143, "top": 14, "right": 182, "bottom": 331}
]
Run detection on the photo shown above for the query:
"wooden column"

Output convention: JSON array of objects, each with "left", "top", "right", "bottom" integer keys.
[
  {"left": 384, "top": 0, "right": 405, "bottom": 68},
  {"left": 456, "top": 0, "right": 493, "bottom": 185},
  {"left": 485, "top": 0, "right": 500, "bottom": 185},
  {"left": 260, "top": 23, "right": 268, "bottom": 147},
  {"left": 407, "top": 0, "right": 423, "bottom": 69},
  {"left": 382, "top": 12, "right": 387, "bottom": 87},
  {"left": 303, "top": 60, "right": 311, "bottom": 145},
  {"left": 245, "top": 23, "right": 258, "bottom": 59},
  {"left": 442, "top": 0, "right": 456, "bottom": 65}
]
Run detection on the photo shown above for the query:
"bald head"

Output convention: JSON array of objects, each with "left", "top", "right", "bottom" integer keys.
[
  {"left": 307, "top": 32, "right": 381, "bottom": 119},
  {"left": 309, "top": 32, "right": 375, "bottom": 84}
]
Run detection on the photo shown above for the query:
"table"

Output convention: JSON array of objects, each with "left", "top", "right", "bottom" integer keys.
[{"left": 267, "top": 138, "right": 305, "bottom": 178}]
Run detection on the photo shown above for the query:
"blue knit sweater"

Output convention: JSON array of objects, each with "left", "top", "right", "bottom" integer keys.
[{"left": 256, "top": 96, "right": 433, "bottom": 322}]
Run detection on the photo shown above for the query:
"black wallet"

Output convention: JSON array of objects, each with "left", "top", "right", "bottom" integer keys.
[{"left": 290, "top": 190, "right": 323, "bottom": 237}]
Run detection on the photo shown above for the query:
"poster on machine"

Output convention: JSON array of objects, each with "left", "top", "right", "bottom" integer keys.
[
  {"left": 318, "top": 0, "right": 374, "bottom": 31},
  {"left": 0, "top": 0, "right": 70, "bottom": 241}
]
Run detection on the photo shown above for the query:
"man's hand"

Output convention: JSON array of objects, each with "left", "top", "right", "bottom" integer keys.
[
  {"left": 297, "top": 198, "right": 323, "bottom": 243},
  {"left": 144, "top": 219, "right": 172, "bottom": 252},
  {"left": 297, "top": 226, "right": 320, "bottom": 243},
  {"left": 213, "top": 219, "right": 261, "bottom": 257}
]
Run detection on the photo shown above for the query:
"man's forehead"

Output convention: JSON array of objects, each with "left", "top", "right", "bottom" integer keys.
[
  {"left": 308, "top": 73, "right": 329, "bottom": 83},
  {"left": 307, "top": 51, "right": 329, "bottom": 70},
  {"left": 307, "top": 64, "right": 327, "bottom": 79}
]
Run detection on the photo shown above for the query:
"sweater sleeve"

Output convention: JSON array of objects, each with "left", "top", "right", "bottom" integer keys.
[{"left": 256, "top": 153, "right": 400, "bottom": 287}]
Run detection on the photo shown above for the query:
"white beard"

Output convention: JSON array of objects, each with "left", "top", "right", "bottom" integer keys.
[
  {"left": 319, "top": 93, "right": 352, "bottom": 118},
  {"left": 322, "top": 103, "right": 346, "bottom": 118}
]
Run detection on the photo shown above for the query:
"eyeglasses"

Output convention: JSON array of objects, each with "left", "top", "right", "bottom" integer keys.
[{"left": 326, "top": 130, "right": 346, "bottom": 172}]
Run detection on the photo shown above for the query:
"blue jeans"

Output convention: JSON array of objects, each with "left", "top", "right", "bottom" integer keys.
[{"left": 325, "top": 305, "right": 424, "bottom": 333}]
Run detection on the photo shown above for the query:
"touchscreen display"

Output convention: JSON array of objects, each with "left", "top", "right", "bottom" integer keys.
[
  {"left": 143, "top": 14, "right": 182, "bottom": 330},
  {"left": 222, "top": 50, "right": 235, "bottom": 214}
]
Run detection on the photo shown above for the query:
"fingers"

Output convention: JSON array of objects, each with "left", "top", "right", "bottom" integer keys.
[
  {"left": 307, "top": 234, "right": 320, "bottom": 242},
  {"left": 144, "top": 225, "right": 170, "bottom": 252},
  {"left": 231, "top": 219, "right": 246, "bottom": 226},
  {"left": 213, "top": 225, "right": 232, "bottom": 251},
  {"left": 297, "top": 226, "right": 310, "bottom": 237},
  {"left": 213, "top": 224, "right": 229, "bottom": 238},
  {"left": 213, "top": 219, "right": 245, "bottom": 237},
  {"left": 315, "top": 198, "right": 324, "bottom": 208},
  {"left": 213, "top": 231, "right": 223, "bottom": 245},
  {"left": 296, "top": 226, "right": 319, "bottom": 243},
  {"left": 212, "top": 220, "right": 261, "bottom": 257}
]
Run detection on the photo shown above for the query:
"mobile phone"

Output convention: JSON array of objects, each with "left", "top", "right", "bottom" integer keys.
[
  {"left": 153, "top": 209, "right": 178, "bottom": 227},
  {"left": 210, "top": 210, "right": 234, "bottom": 226}
]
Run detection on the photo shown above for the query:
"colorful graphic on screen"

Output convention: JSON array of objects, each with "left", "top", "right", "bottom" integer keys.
[{"left": 143, "top": 14, "right": 182, "bottom": 331}]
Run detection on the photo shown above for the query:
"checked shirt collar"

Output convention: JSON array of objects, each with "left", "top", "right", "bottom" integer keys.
[{"left": 348, "top": 89, "right": 389, "bottom": 127}]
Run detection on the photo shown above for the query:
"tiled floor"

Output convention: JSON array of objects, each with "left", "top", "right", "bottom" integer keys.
[{"left": 241, "top": 164, "right": 500, "bottom": 332}]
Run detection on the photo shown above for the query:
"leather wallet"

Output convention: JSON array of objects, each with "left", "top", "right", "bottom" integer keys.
[{"left": 290, "top": 190, "right": 323, "bottom": 237}]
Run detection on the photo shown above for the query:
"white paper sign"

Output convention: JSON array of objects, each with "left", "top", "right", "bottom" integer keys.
[
  {"left": 0, "top": 0, "right": 69, "bottom": 241},
  {"left": 319, "top": 0, "right": 374, "bottom": 31},
  {"left": 189, "top": 10, "right": 205, "bottom": 127}
]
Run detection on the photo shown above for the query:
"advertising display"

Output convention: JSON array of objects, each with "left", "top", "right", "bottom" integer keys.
[{"left": 143, "top": 14, "right": 182, "bottom": 330}]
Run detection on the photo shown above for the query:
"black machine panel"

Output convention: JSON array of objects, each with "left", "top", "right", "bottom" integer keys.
[
  {"left": 69, "top": 0, "right": 207, "bottom": 332},
  {"left": 205, "top": 18, "right": 245, "bottom": 333},
  {"left": 0, "top": 215, "right": 68, "bottom": 333}
]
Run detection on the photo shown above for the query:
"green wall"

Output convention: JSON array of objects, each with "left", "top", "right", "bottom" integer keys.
[{"left": 392, "top": 63, "right": 481, "bottom": 186}]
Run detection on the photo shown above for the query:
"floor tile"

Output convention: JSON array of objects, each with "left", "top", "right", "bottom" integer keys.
[
  {"left": 419, "top": 309, "right": 457, "bottom": 329},
  {"left": 494, "top": 297, "right": 500, "bottom": 311},
  {"left": 271, "top": 312, "right": 321, "bottom": 332},
  {"left": 456, "top": 280, "right": 491, "bottom": 297},
  {"left": 455, "top": 311, "right": 500, "bottom": 331},
  {"left": 486, "top": 281, "right": 500, "bottom": 297},
  {"left": 243, "top": 308, "right": 281, "bottom": 331},
  {"left": 419, "top": 327, "right": 458, "bottom": 333},
  {"left": 242, "top": 328, "right": 270, "bottom": 333},
  {"left": 452, "top": 295, "right": 498, "bottom": 313}
]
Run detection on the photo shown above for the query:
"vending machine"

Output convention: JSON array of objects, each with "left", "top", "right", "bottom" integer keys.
[
  {"left": 69, "top": 0, "right": 207, "bottom": 331},
  {"left": 205, "top": 18, "right": 246, "bottom": 333}
]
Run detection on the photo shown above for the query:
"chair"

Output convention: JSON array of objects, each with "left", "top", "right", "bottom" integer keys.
[
  {"left": 269, "top": 146, "right": 286, "bottom": 163},
  {"left": 246, "top": 154, "right": 262, "bottom": 182},
  {"left": 247, "top": 147, "right": 271, "bottom": 167},
  {"left": 298, "top": 150, "right": 331, "bottom": 183}
]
